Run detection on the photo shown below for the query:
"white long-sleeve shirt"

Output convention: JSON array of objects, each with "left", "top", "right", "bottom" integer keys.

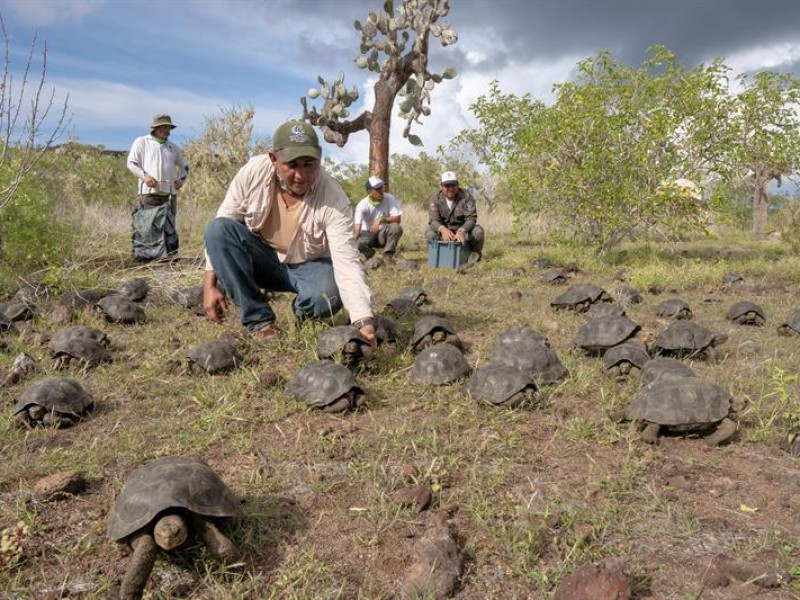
[{"left": 127, "top": 134, "right": 189, "bottom": 195}]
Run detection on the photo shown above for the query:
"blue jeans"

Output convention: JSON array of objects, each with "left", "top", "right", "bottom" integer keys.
[{"left": 204, "top": 217, "right": 342, "bottom": 331}]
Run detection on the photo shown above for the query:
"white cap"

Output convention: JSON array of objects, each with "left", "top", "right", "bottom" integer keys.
[
  {"left": 440, "top": 171, "right": 458, "bottom": 185},
  {"left": 367, "top": 175, "right": 384, "bottom": 189}
]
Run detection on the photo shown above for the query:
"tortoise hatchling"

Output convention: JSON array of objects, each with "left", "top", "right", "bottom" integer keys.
[
  {"left": 412, "top": 316, "right": 463, "bottom": 353},
  {"left": 656, "top": 299, "right": 693, "bottom": 320},
  {"left": 410, "top": 344, "right": 471, "bottom": 385},
  {"left": 777, "top": 310, "right": 800, "bottom": 336},
  {"left": 487, "top": 340, "right": 567, "bottom": 386},
  {"left": 615, "top": 285, "right": 642, "bottom": 305},
  {"left": 49, "top": 325, "right": 108, "bottom": 348},
  {"left": 726, "top": 301, "right": 766, "bottom": 326},
  {"left": 96, "top": 295, "right": 146, "bottom": 324},
  {"left": 541, "top": 269, "right": 569, "bottom": 285},
  {"left": 186, "top": 338, "right": 243, "bottom": 374},
  {"left": 573, "top": 316, "right": 641, "bottom": 356},
  {"left": 398, "top": 286, "right": 429, "bottom": 307},
  {"left": 286, "top": 360, "right": 366, "bottom": 412},
  {"left": 550, "top": 284, "right": 611, "bottom": 313},
  {"left": 383, "top": 296, "right": 419, "bottom": 316},
  {"left": 107, "top": 456, "right": 240, "bottom": 599},
  {"left": 374, "top": 315, "right": 403, "bottom": 347},
  {"left": 463, "top": 365, "right": 537, "bottom": 408},
  {"left": 118, "top": 278, "right": 151, "bottom": 302},
  {"left": 619, "top": 377, "right": 736, "bottom": 446},
  {"left": 640, "top": 357, "right": 696, "bottom": 387},
  {"left": 316, "top": 325, "right": 373, "bottom": 367},
  {"left": 0, "top": 300, "right": 33, "bottom": 322},
  {"left": 651, "top": 321, "right": 728, "bottom": 359},
  {"left": 14, "top": 377, "right": 94, "bottom": 428},
  {"left": 50, "top": 337, "right": 112, "bottom": 369},
  {"left": 603, "top": 342, "right": 650, "bottom": 378}
]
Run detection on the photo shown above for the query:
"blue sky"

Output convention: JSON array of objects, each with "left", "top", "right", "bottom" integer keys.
[{"left": 2, "top": 0, "right": 800, "bottom": 165}]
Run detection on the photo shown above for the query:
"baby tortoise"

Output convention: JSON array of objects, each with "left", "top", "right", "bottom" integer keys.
[
  {"left": 603, "top": 342, "right": 650, "bottom": 378},
  {"left": 412, "top": 316, "right": 463, "bottom": 353},
  {"left": 286, "top": 360, "right": 366, "bottom": 412},
  {"left": 96, "top": 295, "right": 146, "bottom": 324},
  {"left": 14, "top": 377, "right": 94, "bottom": 428},
  {"left": 185, "top": 338, "right": 243, "bottom": 375},
  {"left": 410, "top": 344, "right": 471, "bottom": 385},
  {"left": 726, "top": 301, "right": 766, "bottom": 326},
  {"left": 651, "top": 321, "right": 728, "bottom": 359},
  {"left": 107, "top": 456, "right": 240, "bottom": 600},
  {"left": 777, "top": 310, "right": 800, "bottom": 336},
  {"left": 619, "top": 377, "right": 736, "bottom": 446},
  {"left": 656, "top": 299, "right": 693, "bottom": 320},
  {"left": 316, "top": 325, "right": 373, "bottom": 368},
  {"left": 550, "top": 284, "right": 611, "bottom": 313},
  {"left": 572, "top": 316, "right": 641, "bottom": 356},
  {"left": 463, "top": 365, "right": 537, "bottom": 408}
]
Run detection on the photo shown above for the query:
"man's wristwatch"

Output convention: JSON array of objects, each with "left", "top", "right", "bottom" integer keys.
[{"left": 352, "top": 317, "right": 375, "bottom": 329}]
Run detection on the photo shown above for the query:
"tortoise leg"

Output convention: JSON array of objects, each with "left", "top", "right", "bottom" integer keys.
[
  {"left": 639, "top": 422, "right": 661, "bottom": 444},
  {"left": 120, "top": 531, "right": 158, "bottom": 600},
  {"left": 153, "top": 513, "right": 189, "bottom": 550},
  {"left": 704, "top": 418, "right": 737, "bottom": 447},
  {"left": 191, "top": 514, "right": 240, "bottom": 563}
]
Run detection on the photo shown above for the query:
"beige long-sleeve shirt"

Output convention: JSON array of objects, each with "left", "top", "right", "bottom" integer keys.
[{"left": 205, "top": 155, "right": 374, "bottom": 322}]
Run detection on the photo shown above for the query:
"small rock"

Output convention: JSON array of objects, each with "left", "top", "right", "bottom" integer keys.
[
  {"left": 554, "top": 556, "right": 631, "bottom": 600},
  {"left": 258, "top": 370, "right": 283, "bottom": 387},
  {"left": 393, "top": 484, "right": 432, "bottom": 512},
  {"left": 34, "top": 471, "right": 88, "bottom": 501}
]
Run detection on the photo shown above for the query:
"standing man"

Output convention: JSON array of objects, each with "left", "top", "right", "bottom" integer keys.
[
  {"left": 202, "top": 120, "right": 376, "bottom": 344},
  {"left": 352, "top": 175, "right": 404, "bottom": 260},
  {"left": 127, "top": 114, "right": 189, "bottom": 261},
  {"left": 425, "top": 170, "right": 484, "bottom": 266}
]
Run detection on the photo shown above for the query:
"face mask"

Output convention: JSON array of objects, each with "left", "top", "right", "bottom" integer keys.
[{"left": 369, "top": 198, "right": 382, "bottom": 207}]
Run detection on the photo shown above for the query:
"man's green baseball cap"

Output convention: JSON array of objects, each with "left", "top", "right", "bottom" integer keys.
[{"left": 272, "top": 120, "right": 321, "bottom": 162}]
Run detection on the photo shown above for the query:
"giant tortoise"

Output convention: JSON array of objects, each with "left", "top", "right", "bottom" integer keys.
[
  {"left": 726, "top": 301, "right": 766, "bottom": 326},
  {"left": 651, "top": 322, "right": 728, "bottom": 358},
  {"left": 316, "top": 326, "right": 373, "bottom": 368},
  {"left": 463, "top": 365, "right": 537, "bottom": 408},
  {"left": 410, "top": 344, "right": 470, "bottom": 385},
  {"left": 551, "top": 284, "right": 611, "bottom": 313},
  {"left": 107, "top": 456, "right": 240, "bottom": 599},
  {"left": 487, "top": 340, "right": 567, "bottom": 385},
  {"left": 572, "top": 316, "right": 641, "bottom": 356}
]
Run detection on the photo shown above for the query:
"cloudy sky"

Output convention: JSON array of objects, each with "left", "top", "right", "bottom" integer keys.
[{"left": 2, "top": 0, "right": 800, "bottom": 165}]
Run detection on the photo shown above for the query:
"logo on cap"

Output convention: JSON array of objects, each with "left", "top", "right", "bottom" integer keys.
[{"left": 289, "top": 124, "right": 310, "bottom": 143}]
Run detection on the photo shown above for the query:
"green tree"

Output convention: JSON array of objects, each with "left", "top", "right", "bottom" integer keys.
[
  {"left": 300, "top": 0, "right": 458, "bottom": 186},
  {"left": 724, "top": 71, "right": 800, "bottom": 237},
  {"left": 458, "top": 47, "right": 733, "bottom": 252}
]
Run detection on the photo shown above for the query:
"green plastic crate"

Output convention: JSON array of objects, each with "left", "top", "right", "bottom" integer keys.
[{"left": 428, "top": 241, "right": 469, "bottom": 268}]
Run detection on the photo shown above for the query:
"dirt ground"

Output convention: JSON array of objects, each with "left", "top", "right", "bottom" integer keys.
[{"left": 1, "top": 240, "right": 799, "bottom": 599}]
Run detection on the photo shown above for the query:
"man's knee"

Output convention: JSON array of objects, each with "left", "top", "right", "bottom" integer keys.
[
  {"left": 204, "top": 217, "right": 239, "bottom": 246},
  {"left": 471, "top": 225, "right": 485, "bottom": 244},
  {"left": 386, "top": 223, "right": 403, "bottom": 236},
  {"left": 424, "top": 229, "right": 439, "bottom": 244}
]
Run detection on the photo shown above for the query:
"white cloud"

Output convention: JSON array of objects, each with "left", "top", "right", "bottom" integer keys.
[{"left": 725, "top": 39, "right": 800, "bottom": 74}]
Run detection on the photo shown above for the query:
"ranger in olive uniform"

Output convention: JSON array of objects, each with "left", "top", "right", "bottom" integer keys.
[{"left": 425, "top": 171, "right": 484, "bottom": 264}]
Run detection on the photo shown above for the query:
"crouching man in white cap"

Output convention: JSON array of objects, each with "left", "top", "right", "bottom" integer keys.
[
  {"left": 425, "top": 171, "right": 484, "bottom": 266},
  {"left": 352, "top": 175, "right": 404, "bottom": 262}
]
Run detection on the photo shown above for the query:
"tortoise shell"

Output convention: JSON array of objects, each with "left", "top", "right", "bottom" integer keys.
[
  {"left": 573, "top": 316, "right": 641, "bottom": 355},
  {"left": 651, "top": 322, "right": 728, "bottom": 357},
  {"left": 656, "top": 299, "right": 693, "bottom": 320},
  {"left": 374, "top": 315, "right": 403, "bottom": 346},
  {"left": 51, "top": 338, "right": 112, "bottom": 368},
  {"left": 488, "top": 340, "right": 567, "bottom": 385},
  {"left": 410, "top": 344, "right": 470, "bottom": 385},
  {"left": 541, "top": 269, "right": 569, "bottom": 285},
  {"left": 107, "top": 456, "right": 239, "bottom": 544},
  {"left": 49, "top": 326, "right": 108, "bottom": 349},
  {"left": 463, "top": 365, "right": 537, "bottom": 407},
  {"left": 412, "top": 316, "right": 460, "bottom": 352},
  {"left": 777, "top": 310, "right": 800, "bottom": 336},
  {"left": 640, "top": 357, "right": 696, "bottom": 387},
  {"left": 625, "top": 378, "right": 731, "bottom": 429},
  {"left": 96, "top": 295, "right": 146, "bottom": 324},
  {"left": 186, "top": 340, "right": 242, "bottom": 374},
  {"left": 586, "top": 302, "right": 626, "bottom": 319},
  {"left": 316, "top": 326, "right": 372, "bottom": 366},
  {"left": 286, "top": 360, "right": 365, "bottom": 410},
  {"left": 118, "top": 278, "right": 151, "bottom": 302},
  {"left": 14, "top": 377, "right": 94, "bottom": 427},
  {"left": 603, "top": 342, "right": 650, "bottom": 376},
  {"left": 615, "top": 285, "right": 642, "bottom": 305},
  {"left": 551, "top": 284, "right": 610, "bottom": 312},
  {"left": 726, "top": 301, "right": 766, "bottom": 326},
  {"left": 722, "top": 273, "right": 744, "bottom": 286},
  {"left": 397, "top": 286, "right": 429, "bottom": 306},
  {"left": 494, "top": 328, "right": 548, "bottom": 349}
]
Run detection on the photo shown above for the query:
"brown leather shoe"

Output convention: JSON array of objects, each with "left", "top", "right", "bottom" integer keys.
[{"left": 253, "top": 322, "right": 281, "bottom": 342}]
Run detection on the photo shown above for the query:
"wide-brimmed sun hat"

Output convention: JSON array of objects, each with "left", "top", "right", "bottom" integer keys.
[{"left": 151, "top": 114, "right": 177, "bottom": 129}]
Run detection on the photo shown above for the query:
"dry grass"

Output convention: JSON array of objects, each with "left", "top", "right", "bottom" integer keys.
[{"left": 1, "top": 220, "right": 800, "bottom": 598}]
